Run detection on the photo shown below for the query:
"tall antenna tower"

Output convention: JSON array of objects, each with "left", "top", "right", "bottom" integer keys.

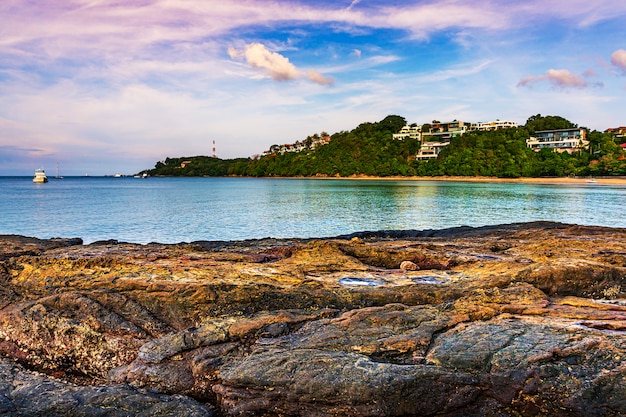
[{"left": 212, "top": 140, "right": 217, "bottom": 158}]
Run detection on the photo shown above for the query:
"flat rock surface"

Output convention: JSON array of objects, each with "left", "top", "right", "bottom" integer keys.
[
  {"left": 0, "top": 221, "right": 625, "bottom": 416},
  {"left": 0, "top": 357, "right": 215, "bottom": 416}
]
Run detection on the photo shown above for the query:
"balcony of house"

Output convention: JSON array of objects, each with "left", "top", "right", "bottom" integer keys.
[
  {"left": 526, "top": 128, "right": 588, "bottom": 153},
  {"left": 470, "top": 120, "right": 518, "bottom": 131},
  {"left": 415, "top": 142, "right": 449, "bottom": 160},
  {"left": 422, "top": 120, "right": 468, "bottom": 142}
]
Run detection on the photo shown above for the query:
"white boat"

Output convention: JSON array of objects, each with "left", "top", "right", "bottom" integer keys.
[{"left": 33, "top": 168, "right": 48, "bottom": 183}]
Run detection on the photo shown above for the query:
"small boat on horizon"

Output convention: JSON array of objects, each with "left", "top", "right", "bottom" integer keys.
[
  {"left": 55, "top": 162, "right": 63, "bottom": 179},
  {"left": 33, "top": 168, "right": 48, "bottom": 183}
]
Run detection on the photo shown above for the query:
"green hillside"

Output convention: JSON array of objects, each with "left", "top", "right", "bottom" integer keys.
[{"left": 147, "top": 115, "right": 626, "bottom": 178}]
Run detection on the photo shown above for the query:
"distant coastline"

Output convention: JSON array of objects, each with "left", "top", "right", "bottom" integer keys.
[
  {"left": 147, "top": 115, "right": 625, "bottom": 179},
  {"left": 288, "top": 175, "right": 626, "bottom": 185},
  {"left": 148, "top": 173, "right": 626, "bottom": 186}
]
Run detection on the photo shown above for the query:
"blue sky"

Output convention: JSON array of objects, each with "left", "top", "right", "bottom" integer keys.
[{"left": 1, "top": 0, "right": 625, "bottom": 175}]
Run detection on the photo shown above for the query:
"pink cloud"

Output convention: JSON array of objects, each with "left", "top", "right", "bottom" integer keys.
[
  {"left": 544, "top": 69, "right": 587, "bottom": 87},
  {"left": 518, "top": 69, "right": 588, "bottom": 89},
  {"left": 228, "top": 43, "right": 333, "bottom": 85},
  {"left": 306, "top": 70, "right": 334, "bottom": 86},
  {"left": 611, "top": 49, "right": 626, "bottom": 73},
  {"left": 583, "top": 68, "right": 597, "bottom": 77},
  {"left": 229, "top": 43, "right": 299, "bottom": 82}
]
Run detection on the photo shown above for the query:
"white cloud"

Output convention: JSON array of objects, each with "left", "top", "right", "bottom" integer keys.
[
  {"left": 228, "top": 43, "right": 333, "bottom": 85},
  {"left": 242, "top": 43, "right": 300, "bottom": 82},
  {"left": 346, "top": 0, "right": 361, "bottom": 11},
  {"left": 415, "top": 60, "right": 493, "bottom": 83}
]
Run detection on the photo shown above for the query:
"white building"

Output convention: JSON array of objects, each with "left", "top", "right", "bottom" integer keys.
[
  {"left": 470, "top": 120, "right": 518, "bottom": 131},
  {"left": 526, "top": 128, "right": 588, "bottom": 153},
  {"left": 263, "top": 135, "right": 330, "bottom": 156},
  {"left": 393, "top": 125, "right": 421, "bottom": 141},
  {"left": 415, "top": 141, "right": 450, "bottom": 160}
]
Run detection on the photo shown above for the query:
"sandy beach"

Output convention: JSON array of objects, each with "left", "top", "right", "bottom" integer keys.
[
  {"left": 317, "top": 175, "right": 626, "bottom": 186},
  {"left": 407, "top": 176, "right": 626, "bottom": 185}
]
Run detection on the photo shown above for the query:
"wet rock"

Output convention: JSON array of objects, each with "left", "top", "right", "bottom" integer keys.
[
  {"left": 271, "top": 303, "right": 466, "bottom": 362},
  {"left": 0, "top": 358, "right": 215, "bottom": 416},
  {"left": 338, "top": 277, "right": 384, "bottom": 286},
  {"left": 411, "top": 275, "right": 447, "bottom": 284},
  {"left": 426, "top": 315, "right": 626, "bottom": 416},
  {"left": 0, "top": 235, "right": 82, "bottom": 261},
  {"left": 0, "top": 290, "right": 169, "bottom": 381},
  {"left": 214, "top": 349, "right": 480, "bottom": 417},
  {"left": 110, "top": 309, "right": 338, "bottom": 399},
  {"left": 137, "top": 319, "right": 232, "bottom": 364},
  {"left": 518, "top": 259, "right": 625, "bottom": 298}
]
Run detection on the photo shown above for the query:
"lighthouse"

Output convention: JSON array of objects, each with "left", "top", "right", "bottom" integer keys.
[{"left": 212, "top": 140, "right": 217, "bottom": 158}]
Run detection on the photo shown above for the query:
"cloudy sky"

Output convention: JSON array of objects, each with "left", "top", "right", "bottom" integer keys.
[{"left": 1, "top": 0, "right": 625, "bottom": 175}]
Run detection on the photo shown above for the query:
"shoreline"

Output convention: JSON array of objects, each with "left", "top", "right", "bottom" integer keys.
[{"left": 263, "top": 174, "right": 626, "bottom": 186}]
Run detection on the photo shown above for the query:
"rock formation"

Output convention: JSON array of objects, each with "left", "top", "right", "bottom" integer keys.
[{"left": 0, "top": 222, "right": 624, "bottom": 416}]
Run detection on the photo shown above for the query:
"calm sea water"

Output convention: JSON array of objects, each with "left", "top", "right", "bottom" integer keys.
[{"left": 1, "top": 176, "right": 624, "bottom": 244}]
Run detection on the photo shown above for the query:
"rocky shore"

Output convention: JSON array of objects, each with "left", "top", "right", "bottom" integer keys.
[{"left": 0, "top": 222, "right": 625, "bottom": 416}]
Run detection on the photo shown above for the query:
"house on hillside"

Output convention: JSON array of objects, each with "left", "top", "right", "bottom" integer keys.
[
  {"left": 415, "top": 141, "right": 450, "bottom": 160},
  {"left": 470, "top": 120, "right": 518, "bottom": 131},
  {"left": 262, "top": 135, "right": 330, "bottom": 156},
  {"left": 422, "top": 120, "right": 468, "bottom": 141},
  {"left": 526, "top": 128, "right": 588, "bottom": 153},
  {"left": 393, "top": 125, "right": 421, "bottom": 141},
  {"left": 311, "top": 135, "right": 331, "bottom": 148},
  {"left": 605, "top": 126, "right": 626, "bottom": 140},
  {"left": 413, "top": 120, "right": 468, "bottom": 160}
]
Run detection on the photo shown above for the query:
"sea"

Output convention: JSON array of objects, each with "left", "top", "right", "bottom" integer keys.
[{"left": 1, "top": 176, "right": 625, "bottom": 244}]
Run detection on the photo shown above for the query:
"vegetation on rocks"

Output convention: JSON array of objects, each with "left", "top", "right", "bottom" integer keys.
[{"left": 148, "top": 114, "right": 626, "bottom": 178}]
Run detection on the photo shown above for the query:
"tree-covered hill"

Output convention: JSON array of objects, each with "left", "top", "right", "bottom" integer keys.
[{"left": 147, "top": 114, "right": 626, "bottom": 178}]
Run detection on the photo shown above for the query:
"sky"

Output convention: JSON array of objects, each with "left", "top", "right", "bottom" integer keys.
[{"left": 1, "top": 0, "right": 625, "bottom": 176}]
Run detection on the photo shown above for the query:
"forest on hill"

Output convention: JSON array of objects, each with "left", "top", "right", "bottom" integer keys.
[{"left": 147, "top": 115, "right": 626, "bottom": 178}]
